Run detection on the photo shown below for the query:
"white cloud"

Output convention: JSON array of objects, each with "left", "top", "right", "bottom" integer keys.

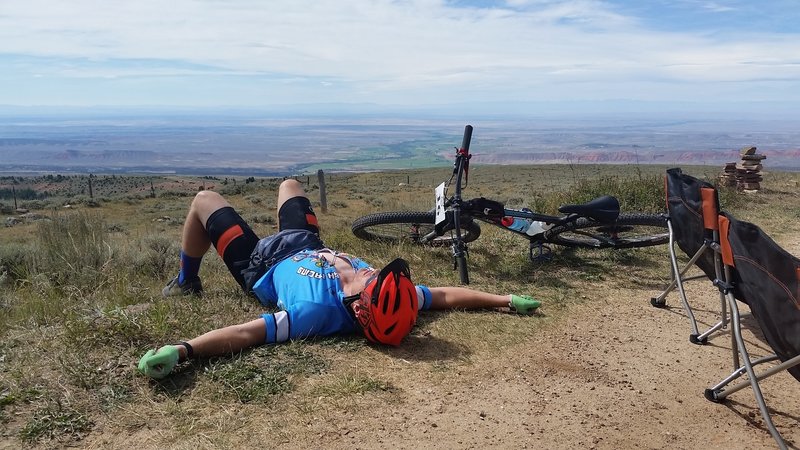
[
  {"left": 0, "top": 0, "right": 798, "bottom": 106},
  {"left": 697, "top": 1, "right": 737, "bottom": 13}
]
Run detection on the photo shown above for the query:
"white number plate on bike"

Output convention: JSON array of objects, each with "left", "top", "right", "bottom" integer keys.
[{"left": 435, "top": 182, "right": 446, "bottom": 225}]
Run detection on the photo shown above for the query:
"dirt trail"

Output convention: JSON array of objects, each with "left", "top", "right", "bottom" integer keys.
[
  {"left": 300, "top": 235, "right": 800, "bottom": 449},
  {"left": 330, "top": 285, "right": 800, "bottom": 449}
]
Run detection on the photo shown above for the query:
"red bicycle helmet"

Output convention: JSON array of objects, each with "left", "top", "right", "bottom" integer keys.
[{"left": 349, "top": 258, "right": 418, "bottom": 346}]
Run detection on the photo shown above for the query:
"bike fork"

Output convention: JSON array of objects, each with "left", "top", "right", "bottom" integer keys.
[{"left": 452, "top": 240, "right": 470, "bottom": 285}]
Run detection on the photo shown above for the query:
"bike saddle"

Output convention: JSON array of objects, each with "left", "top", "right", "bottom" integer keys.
[{"left": 558, "top": 195, "right": 620, "bottom": 223}]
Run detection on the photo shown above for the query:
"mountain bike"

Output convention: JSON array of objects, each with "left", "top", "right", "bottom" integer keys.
[{"left": 352, "top": 125, "right": 669, "bottom": 284}]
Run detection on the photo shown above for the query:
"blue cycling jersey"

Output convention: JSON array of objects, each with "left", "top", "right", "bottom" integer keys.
[{"left": 251, "top": 248, "right": 431, "bottom": 344}]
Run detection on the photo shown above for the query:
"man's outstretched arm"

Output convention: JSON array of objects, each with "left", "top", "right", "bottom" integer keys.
[
  {"left": 428, "top": 286, "right": 509, "bottom": 309},
  {"left": 427, "top": 286, "right": 540, "bottom": 313},
  {"left": 138, "top": 318, "right": 265, "bottom": 379},
  {"left": 179, "top": 318, "right": 266, "bottom": 359}
]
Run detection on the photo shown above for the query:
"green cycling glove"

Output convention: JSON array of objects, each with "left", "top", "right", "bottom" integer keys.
[
  {"left": 509, "top": 295, "right": 541, "bottom": 315},
  {"left": 137, "top": 345, "right": 179, "bottom": 379}
]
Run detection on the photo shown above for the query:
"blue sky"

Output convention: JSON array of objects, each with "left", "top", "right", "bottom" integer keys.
[{"left": 1, "top": 0, "right": 798, "bottom": 114}]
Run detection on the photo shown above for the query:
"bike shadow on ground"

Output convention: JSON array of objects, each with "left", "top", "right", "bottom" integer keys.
[
  {"left": 461, "top": 245, "right": 600, "bottom": 289},
  {"left": 466, "top": 243, "right": 666, "bottom": 289}
]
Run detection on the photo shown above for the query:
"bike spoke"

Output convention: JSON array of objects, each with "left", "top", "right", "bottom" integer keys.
[{"left": 351, "top": 210, "right": 481, "bottom": 246}]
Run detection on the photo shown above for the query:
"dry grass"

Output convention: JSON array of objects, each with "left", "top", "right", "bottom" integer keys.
[{"left": 0, "top": 164, "right": 797, "bottom": 447}]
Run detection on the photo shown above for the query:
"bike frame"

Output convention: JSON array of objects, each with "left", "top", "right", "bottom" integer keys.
[
  {"left": 351, "top": 125, "right": 667, "bottom": 284},
  {"left": 434, "top": 125, "right": 615, "bottom": 284}
]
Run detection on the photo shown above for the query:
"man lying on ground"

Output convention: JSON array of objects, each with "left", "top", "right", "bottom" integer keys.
[{"left": 138, "top": 180, "right": 540, "bottom": 379}]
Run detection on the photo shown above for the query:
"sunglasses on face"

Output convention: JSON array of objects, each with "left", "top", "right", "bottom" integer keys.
[{"left": 344, "top": 290, "right": 372, "bottom": 328}]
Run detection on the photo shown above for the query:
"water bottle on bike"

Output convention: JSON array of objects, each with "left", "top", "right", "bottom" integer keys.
[
  {"left": 502, "top": 216, "right": 531, "bottom": 232},
  {"left": 525, "top": 220, "right": 550, "bottom": 236},
  {"left": 501, "top": 209, "right": 551, "bottom": 236}
]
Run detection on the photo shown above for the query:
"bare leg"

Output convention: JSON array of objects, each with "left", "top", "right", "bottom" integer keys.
[
  {"left": 428, "top": 286, "right": 510, "bottom": 310},
  {"left": 276, "top": 179, "right": 307, "bottom": 228},
  {"left": 181, "top": 190, "right": 232, "bottom": 257}
]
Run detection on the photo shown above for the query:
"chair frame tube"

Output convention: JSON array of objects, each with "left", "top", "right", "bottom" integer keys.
[{"left": 653, "top": 218, "right": 727, "bottom": 344}]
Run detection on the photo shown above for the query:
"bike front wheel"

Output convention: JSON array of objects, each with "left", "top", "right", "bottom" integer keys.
[
  {"left": 544, "top": 213, "right": 668, "bottom": 249},
  {"left": 352, "top": 211, "right": 481, "bottom": 246}
]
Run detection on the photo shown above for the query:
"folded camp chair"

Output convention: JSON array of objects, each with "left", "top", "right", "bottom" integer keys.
[
  {"left": 651, "top": 168, "right": 728, "bottom": 344},
  {"left": 705, "top": 212, "right": 800, "bottom": 450}
]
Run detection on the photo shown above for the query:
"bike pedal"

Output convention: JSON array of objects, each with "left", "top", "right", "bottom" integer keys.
[{"left": 529, "top": 244, "right": 553, "bottom": 263}]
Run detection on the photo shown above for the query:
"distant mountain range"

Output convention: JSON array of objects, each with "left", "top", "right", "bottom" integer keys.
[{"left": 474, "top": 149, "right": 800, "bottom": 168}]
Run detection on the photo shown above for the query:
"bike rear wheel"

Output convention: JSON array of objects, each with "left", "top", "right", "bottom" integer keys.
[
  {"left": 544, "top": 213, "right": 668, "bottom": 249},
  {"left": 352, "top": 211, "right": 481, "bottom": 246}
]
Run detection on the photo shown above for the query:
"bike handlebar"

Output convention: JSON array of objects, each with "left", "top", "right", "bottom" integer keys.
[{"left": 460, "top": 125, "right": 473, "bottom": 153}]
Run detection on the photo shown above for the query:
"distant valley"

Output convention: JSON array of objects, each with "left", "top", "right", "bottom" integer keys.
[{"left": 1, "top": 115, "right": 798, "bottom": 175}]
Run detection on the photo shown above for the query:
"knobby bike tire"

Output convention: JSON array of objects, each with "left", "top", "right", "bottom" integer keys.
[
  {"left": 351, "top": 211, "right": 481, "bottom": 246},
  {"left": 544, "top": 213, "right": 668, "bottom": 249}
]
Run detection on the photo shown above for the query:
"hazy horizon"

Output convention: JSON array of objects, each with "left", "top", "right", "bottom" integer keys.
[
  {"left": 1, "top": 112, "right": 798, "bottom": 176},
  {"left": 1, "top": 99, "right": 800, "bottom": 122}
]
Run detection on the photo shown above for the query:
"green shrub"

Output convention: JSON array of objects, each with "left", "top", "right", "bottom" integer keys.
[
  {"left": 245, "top": 194, "right": 262, "bottom": 204},
  {"left": 715, "top": 184, "right": 748, "bottom": 211},
  {"left": 156, "top": 190, "right": 192, "bottom": 199},
  {"left": 128, "top": 235, "right": 177, "bottom": 278},
  {"left": 19, "top": 200, "right": 48, "bottom": 210},
  {"left": 121, "top": 194, "right": 145, "bottom": 204},
  {"left": 567, "top": 174, "right": 665, "bottom": 213},
  {"left": 67, "top": 195, "right": 91, "bottom": 206},
  {"left": 32, "top": 212, "right": 113, "bottom": 290},
  {"left": 247, "top": 213, "right": 275, "bottom": 225},
  {"left": 0, "top": 243, "right": 33, "bottom": 282}
]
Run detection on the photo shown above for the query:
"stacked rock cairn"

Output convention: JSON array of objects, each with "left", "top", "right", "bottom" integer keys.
[{"left": 719, "top": 146, "right": 766, "bottom": 191}]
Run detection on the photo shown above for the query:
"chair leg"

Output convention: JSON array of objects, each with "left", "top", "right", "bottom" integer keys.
[
  {"left": 651, "top": 272, "right": 708, "bottom": 307},
  {"left": 651, "top": 224, "right": 678, "bottom": 307},
  {"left": 665, "top": 221, "right": 701, "bottom": 340},
  {"left": 704, "top": 290, "right": 787, "bottom": 450},
  {"left": 654, "top": 220, "right": 731, "bottom": 344},
  {"left": 705, "top": 354, "right": 787, "bottom": 400}
]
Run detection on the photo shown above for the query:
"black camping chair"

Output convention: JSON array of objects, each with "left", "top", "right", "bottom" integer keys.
[
  {"left": 651, "top": 168, "right": 728, "bottom": 344},
  {"left": 705, "top": 212, "right": 800, "bottom": 450}
]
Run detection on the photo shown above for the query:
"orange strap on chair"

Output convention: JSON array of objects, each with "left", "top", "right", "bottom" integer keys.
[
  {"left": 718, "top": 215, "right": 734, "bottom": 267},
  {"left": 700, "top": 187, "right": 719, "bottom": 231}
]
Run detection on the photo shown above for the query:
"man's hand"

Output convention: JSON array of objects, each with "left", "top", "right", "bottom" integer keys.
[
  {"left": 509, "top": 295, "right": 541, "bottom": 315},
  {"left": 137, "top": 345, "right": 179, "bottom": 379}
]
